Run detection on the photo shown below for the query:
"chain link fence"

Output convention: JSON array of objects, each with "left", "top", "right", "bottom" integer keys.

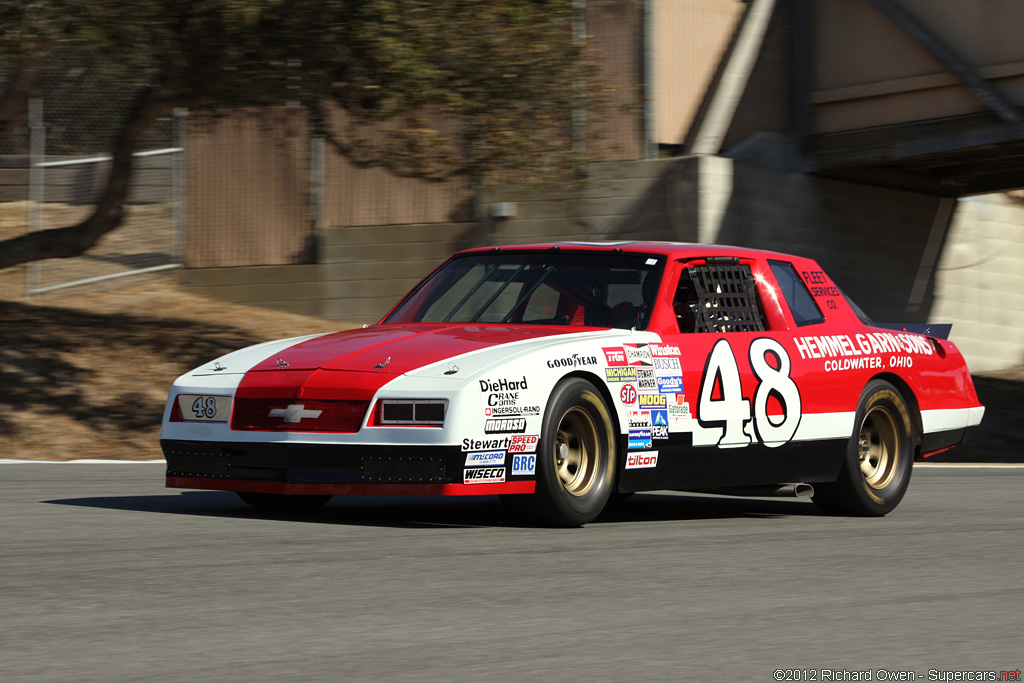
[{"left": 1, "top": 44, "right": 184, "bottom": 300}]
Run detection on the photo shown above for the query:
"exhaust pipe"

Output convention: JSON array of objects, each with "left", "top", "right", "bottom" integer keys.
[{"left": 692, "top": 483, "right": 815, "bottom": 498}]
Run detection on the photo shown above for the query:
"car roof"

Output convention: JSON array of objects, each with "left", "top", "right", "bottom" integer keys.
[{"left": 455, "top": 241, "right": 806, "bottom": 262}]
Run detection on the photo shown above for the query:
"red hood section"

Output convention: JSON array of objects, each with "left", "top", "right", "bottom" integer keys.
[
  {"left": 248, "top": 323, "right": 591, "bottom": 375},
  {"left": 236, "top": 323, "right": 597, "bottom": 406}
]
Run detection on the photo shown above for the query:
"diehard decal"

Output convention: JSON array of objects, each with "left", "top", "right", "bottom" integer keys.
[
  {"left": 479, "top": 377, "right": 529, "bottom": 392},
  {"left": 464, "top": 467, "right": 506, "bottom": 484},
  {"left": 625, "top": 451, "right": 659, "bottom": 469},
  {"left": 465, "top": 450, "right": 506, "bottom": 467}
]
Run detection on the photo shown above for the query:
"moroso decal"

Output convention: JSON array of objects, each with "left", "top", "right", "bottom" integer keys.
[
  {"left": 465, "top": 450, "right": 506, "bottom": 467},
  {"left": 464, "top": 467, "right": 505, "bottom": 484},
  {"left": 625, "top": 451, "right": 658, "bottom": 469},
  {"left": 484, "top": 418, "right": 527, "bottom": 434}
]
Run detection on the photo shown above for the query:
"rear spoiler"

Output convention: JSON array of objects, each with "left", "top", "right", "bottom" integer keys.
[{"left": 873, "top": 323, "right": 952, "bottom": 340}]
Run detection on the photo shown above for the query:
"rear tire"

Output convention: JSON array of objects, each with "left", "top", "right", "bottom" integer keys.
[
  {"left": 236, "top": 491, "right": 332, "bottom": 512},
  {"left": 813, "top": 380, "right": 914, "bottom": 516},
  {"left": 516, "top": 378, "right": 616, "bottom": 527}
]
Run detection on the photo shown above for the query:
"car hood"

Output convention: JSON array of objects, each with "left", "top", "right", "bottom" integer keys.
[{"left": 245, "top": 323, "right": 604, "bottom": 375}]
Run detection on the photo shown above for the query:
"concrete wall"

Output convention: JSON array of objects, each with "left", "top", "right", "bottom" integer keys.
[{"left": 179, "top": 156, "right": 1024, "bottom": 372}]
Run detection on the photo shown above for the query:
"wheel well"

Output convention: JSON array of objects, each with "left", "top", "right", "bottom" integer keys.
[
  {"left": 871, "top": 372, "right": 923, "bottom": 455},
  {"left": 559, "top": 370, "right": 624, "bottom": 487}
]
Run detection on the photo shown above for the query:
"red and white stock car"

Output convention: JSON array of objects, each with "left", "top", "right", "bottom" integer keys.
[{"left": 161, "top": 243, "right": 984, "bottom": 526}]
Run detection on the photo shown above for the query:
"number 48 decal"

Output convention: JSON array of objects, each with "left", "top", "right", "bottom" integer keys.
[{"left": 697, "top": 338, "right": 801, "bottom": 448}]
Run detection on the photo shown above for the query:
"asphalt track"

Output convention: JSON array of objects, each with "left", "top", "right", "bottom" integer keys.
[{"left": 1, "top": 463, "right": 1022, "bottom": 682}]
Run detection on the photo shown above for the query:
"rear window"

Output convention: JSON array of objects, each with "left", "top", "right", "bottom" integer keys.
[{"left": 769, "top": 260, "right": 825, "bottom": 326}]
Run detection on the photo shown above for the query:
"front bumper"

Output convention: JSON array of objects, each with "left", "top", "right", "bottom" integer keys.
[{"left": 162, "top": 439, "right": 535, "bottom": 496}]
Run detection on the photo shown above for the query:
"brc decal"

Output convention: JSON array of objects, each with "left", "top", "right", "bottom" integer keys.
[
  {"left": 511, "top": 454, "right": 537, "bottom": 476},
  {"left": 697, "top": 338, "right": 802, "bottom": 448},
  {"left": 603, "top": 347, "right": 627, "bottom": 366},
  {"left": 464, "top": 467, "right": 506, "bottom": 484},
  {"left": 625, "top": 451, "right": 658, "bottom": 469},
  {"left": 508, "top": 435, "right": 539, "bottom": 453}
]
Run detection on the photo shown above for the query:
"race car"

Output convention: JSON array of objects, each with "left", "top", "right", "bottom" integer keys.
[{"left": 161, "top": 242, "right": 985, "bottom": 526}]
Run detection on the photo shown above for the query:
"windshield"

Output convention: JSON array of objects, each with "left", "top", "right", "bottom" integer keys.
[{"left": 384, "top": 250, "right": 665, "bottom": 329}]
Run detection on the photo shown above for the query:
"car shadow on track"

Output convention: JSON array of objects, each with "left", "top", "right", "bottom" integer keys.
[{"left": 43, "top": 490, "right": 820, "bottom": 528}]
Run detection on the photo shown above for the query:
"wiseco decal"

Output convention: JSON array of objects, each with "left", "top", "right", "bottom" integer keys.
[{"left": 464, "top": 467, "right": 506, "bottom": 484}]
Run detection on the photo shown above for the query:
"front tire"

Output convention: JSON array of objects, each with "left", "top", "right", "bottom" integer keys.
[
  {"left": 813, "top": 380, "right": 914, "bottom": 516},
  {"left": 518, "top": 378, "right": 616, "bottom": 527},
  {"left": 237, "top": 491, "right": 332, "bottom": 512}
]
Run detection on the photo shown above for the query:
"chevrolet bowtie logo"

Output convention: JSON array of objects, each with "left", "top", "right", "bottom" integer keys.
[{"left": 268, "top": 404, "right": 323, "bottom": 423}]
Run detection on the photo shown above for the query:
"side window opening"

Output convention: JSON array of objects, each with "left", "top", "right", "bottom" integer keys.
[
  {"left": 768, "top": 260, "right": 825, "bottom": 326},
  {"left": 673, "top": 259, "right": 766, "bottom": 333}
]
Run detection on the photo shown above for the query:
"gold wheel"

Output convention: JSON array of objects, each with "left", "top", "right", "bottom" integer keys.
[
  {"left": 553, "top": 406, "right": 601, "bottom": 497},
  {"left": 858, "top": 404, "right": 901, "bottom": 490}
]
